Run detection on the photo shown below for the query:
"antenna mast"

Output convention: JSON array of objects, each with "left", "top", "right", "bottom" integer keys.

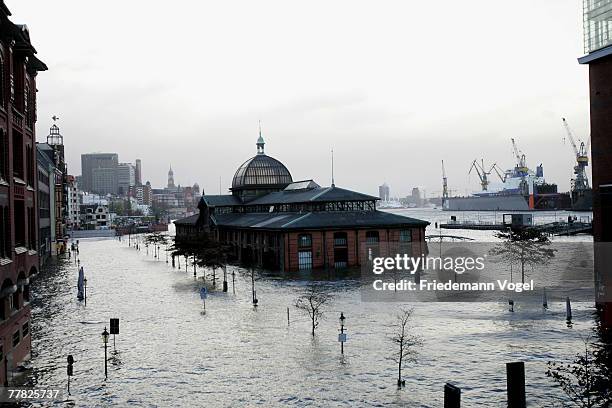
[{"left": 331, "top": 149, "right": 335, "bottom": 187}]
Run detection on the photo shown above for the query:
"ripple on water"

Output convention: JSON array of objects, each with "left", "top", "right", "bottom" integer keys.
[{"left": 23, "top": 237, "right": 597, "bottom": 407}]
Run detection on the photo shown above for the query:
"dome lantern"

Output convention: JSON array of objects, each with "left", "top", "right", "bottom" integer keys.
[{"left": 257, "top": 121, "right": 265, "bottom": 155}]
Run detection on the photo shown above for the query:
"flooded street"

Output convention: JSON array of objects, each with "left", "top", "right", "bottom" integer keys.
[{"left": 23, "top": 211, "right": 597, "bottom": 407}]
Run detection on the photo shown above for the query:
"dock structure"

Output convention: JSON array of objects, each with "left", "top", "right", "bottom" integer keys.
[
  {"left": 440, "top": 220, "right": 592, "bottom": 236},
  {"left": 425, "top": 234, "right": 475, "bottom": 241},
  {"left": 532, "top": 221, "right": 592, "bottom": 236}
]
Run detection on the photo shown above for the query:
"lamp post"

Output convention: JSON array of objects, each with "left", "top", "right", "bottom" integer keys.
[
  {"left": 102, "top": 327, "right": 109, "bottom": 379},
  {"left": 84, "top": 277, "right": 87, "bottom": 306},
  {"left": 339, "top": 312, "right": 346, "bottom": 354}
]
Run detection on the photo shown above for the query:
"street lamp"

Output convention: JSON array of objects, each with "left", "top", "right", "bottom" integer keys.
[
  {"left": 83, "top": 277, "right": 87, "bottom": 306},
  {"left": 102, "top": 327, "right": 109, "bottom": 379},
  {"left": 339, "top": 312, "right": 346, "bottom": 354}
]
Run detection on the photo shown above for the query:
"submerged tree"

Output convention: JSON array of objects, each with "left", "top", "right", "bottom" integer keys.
[
  {"left": 390, "top": 308, "right": 423, "bottom": 387},
  {"left": 171, "top": 235, "right": 230, "bottom": 283},
  {"left": 145, "top": 232, "right": 170, "bottom": 259},
  {"left": 490, "top": 227, "right": 556, "bottom": 284},
  {"left": 295, "top": 284, "right": 332, "bottom": 337}
]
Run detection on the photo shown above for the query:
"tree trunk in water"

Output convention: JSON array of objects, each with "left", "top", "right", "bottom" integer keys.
[{"left": 398, "top": 354, "right": 403, "bottom": 385}]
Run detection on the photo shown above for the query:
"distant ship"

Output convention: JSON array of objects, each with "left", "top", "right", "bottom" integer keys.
[
  {"left": 445, "top": 163, "right": 570, "bottom": 211},
  {"left": 377, "top": 200, "right": 407, "bottom": 209}
]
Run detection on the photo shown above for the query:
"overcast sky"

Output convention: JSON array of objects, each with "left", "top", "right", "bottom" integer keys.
[{"left": 12, "top": 0, "right": 590, "bottom": 198}]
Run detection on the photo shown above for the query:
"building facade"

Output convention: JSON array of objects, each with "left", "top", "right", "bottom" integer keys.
[
  {"left": 36, "top": 144, "right": 53, "bottom": 265},
  {"left": 579, "top": 0, "right": 612, "bottom": 325},
  {"left": 129, "top": 182, "right": 152, "bottom": 206},
  {"left": 117, "top": 162, "right": 135, "bottom": 195},
  {"left": 0, "top": 2, "right": 47, "bottom": 385},
  {"left": 378, "top": 183, "right": 390, "bottom": 201},
  {"left": 66, "top": 175, "right": 80, "bottom": 230},
  {"left": 135, "top": 159, "right": 142, "bottom": 186},
  {"left": 80, "top": 204, "right": 109, "bottom": 230},
  {"left": 80, "top": 153, "right": 118, "bottom": 193},
  {"left": 175, "top": 134, "right": 428, "bottom": 272}
]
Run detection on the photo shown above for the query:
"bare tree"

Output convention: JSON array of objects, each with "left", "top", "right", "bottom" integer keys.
[
  {"left": 546, "top": 335, "right": 612, "bottom": 408},
  {"left": 295, "top": 284, "right": 332, "bottom": 336},
  {"left": 390, "top": 308, "right": 423, "bottom": 387}
]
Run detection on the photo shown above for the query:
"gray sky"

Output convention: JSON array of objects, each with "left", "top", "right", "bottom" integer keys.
[{"left": 13, "top": 0, "right": 590, "bottom": 197}]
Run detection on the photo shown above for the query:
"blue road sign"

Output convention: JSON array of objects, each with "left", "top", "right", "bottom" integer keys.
[{"left": 200, "top": 287, "right": 207, "bottom": 300}]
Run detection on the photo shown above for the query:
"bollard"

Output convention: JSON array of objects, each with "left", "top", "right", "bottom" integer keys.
[
  {"left": 444, "top": 383, "right": 461, "bottom": 408},
  {"left": 287, "top": 307, "right": 290, "bottom": 325},
  {"left": 542, "top": 288, "right": 548, "bottom": 310},
  {"left": 566, "top": 297, "right": 572, "bottom": 321},
  {"left": 508, "top": 299, "right": 514, "bottom": 312},
  {"left": 506, "top": 362, "right": 526, "bottom": 408}
]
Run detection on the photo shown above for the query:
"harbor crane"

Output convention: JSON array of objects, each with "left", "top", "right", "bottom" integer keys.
[
  {"left": 490, "top": 163, "right": 506, "bottom": 183},
  {"left": 561, "top": 117, "right": 590, "bottom": 191},
  {"left": 441, "top": 160, "right": 449, "bottom": 205},
  {"left": 468, "top": 159, "right": 505, "bottom": 191},
  {"left": 469, "top": 159, "right": 491, "bottom": 191},
  {"left": 511, "top": 138, "right": 529, "bottom": 176}
]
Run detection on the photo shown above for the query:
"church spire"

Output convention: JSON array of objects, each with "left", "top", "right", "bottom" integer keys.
[
  {"left": 167, "top": 164, "right": 175, "bottom": 189},
  {"left": 256, "top": 120, "right": 265, "bottom": 155}
]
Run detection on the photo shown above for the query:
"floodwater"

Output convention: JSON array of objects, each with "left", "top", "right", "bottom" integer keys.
[{"left": 23, "top": 209, "right": 597, "bottom": 407}]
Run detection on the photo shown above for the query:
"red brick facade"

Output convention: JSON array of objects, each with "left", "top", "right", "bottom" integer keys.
[
  {"left": 281, "top": 227, "right": 427, "bottom": 272},
  {"left": 0, "top": 4, "right": 46, "bottom": 384}
]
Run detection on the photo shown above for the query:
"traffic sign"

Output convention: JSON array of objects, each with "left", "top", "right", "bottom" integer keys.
[
  {"left": 110, "top": 318, "right": 119, "bottom": 335},
  {"left": 200, "top": 287, "right": 208, "bottom": 300}
]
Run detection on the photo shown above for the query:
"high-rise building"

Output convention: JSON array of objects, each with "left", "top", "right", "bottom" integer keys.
[
  {"left": 117, "top": 163, "right": 136, "bottom": 195},
  {"left": 379, "top": 183, "right": 390, "bottom": 201},
  {"left": 80, "top": 153, "right": 118, "bottom": 193},
  {"left": 91, "top": 167, "right": 117, "bottom": 195},
  {"left": 0, "top": 2, "right": 47, "bottom": 385},
  {"left": 135, "top": 159, "right": 142, "bottom": 186},
  {"left": 579, "top": 0, "right": 612, "bottom": 325}
]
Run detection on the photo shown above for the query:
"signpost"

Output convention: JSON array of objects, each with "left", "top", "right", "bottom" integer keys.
[
  {"left": 338, "top": 312, "right": 347, "bottom": 354},
  {"left": 67, "top": 355, "right": 74, "bottom": 396},
  {"left": 110, "top": 318, "right": 119, "bottom": 352},
  {"left": 200, "top": 287, "right": 207, "bottom": 311}
]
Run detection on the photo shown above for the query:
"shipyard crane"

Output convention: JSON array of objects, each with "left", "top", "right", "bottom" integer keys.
[
  {"left": 561, "top": 117, "right": 590, "bottom": 191},
  {"left": 441, "top": 160, "right": 449, "bottom": 204},
  {"left": 468, "top": 159, "right": 491, "bottom": 191},
  {"left": 511, "top": 138, "right": 529, "bottom": 176},
  {"left": 490, "top": 163, "right": 506, "bottom": 183}
]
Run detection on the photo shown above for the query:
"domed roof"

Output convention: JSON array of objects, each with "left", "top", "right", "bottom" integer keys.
[{"left": 231, "top": 154, "right": 292, "bottom": 191}]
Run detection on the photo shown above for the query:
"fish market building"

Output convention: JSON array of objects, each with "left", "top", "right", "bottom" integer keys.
[{"left": 175, "top": 134, "right": 429, "bottom": 271}]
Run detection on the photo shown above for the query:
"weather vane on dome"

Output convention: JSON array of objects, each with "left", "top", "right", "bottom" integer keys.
[{"left": 52, "top": 115, "right": 59, "bottom": 123}]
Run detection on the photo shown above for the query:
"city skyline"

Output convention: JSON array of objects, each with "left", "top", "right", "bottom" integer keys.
[{"left": 15, "top": 0, "right": 590, "bottom": 198}]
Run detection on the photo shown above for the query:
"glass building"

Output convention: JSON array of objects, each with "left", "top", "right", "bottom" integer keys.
[{"left": 583, "top": 0, "right": 612, "bottom": 53}]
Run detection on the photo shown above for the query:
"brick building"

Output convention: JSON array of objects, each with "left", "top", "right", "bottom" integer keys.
[
  {"left": 579, "top": 0, "right": 612, "bottom": 325},
  {"left": 175, "top": 133, "right": 428, "bottom": 271},
  {"left": 0, "top": 1, "right": 47, "bottom": 384}
]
